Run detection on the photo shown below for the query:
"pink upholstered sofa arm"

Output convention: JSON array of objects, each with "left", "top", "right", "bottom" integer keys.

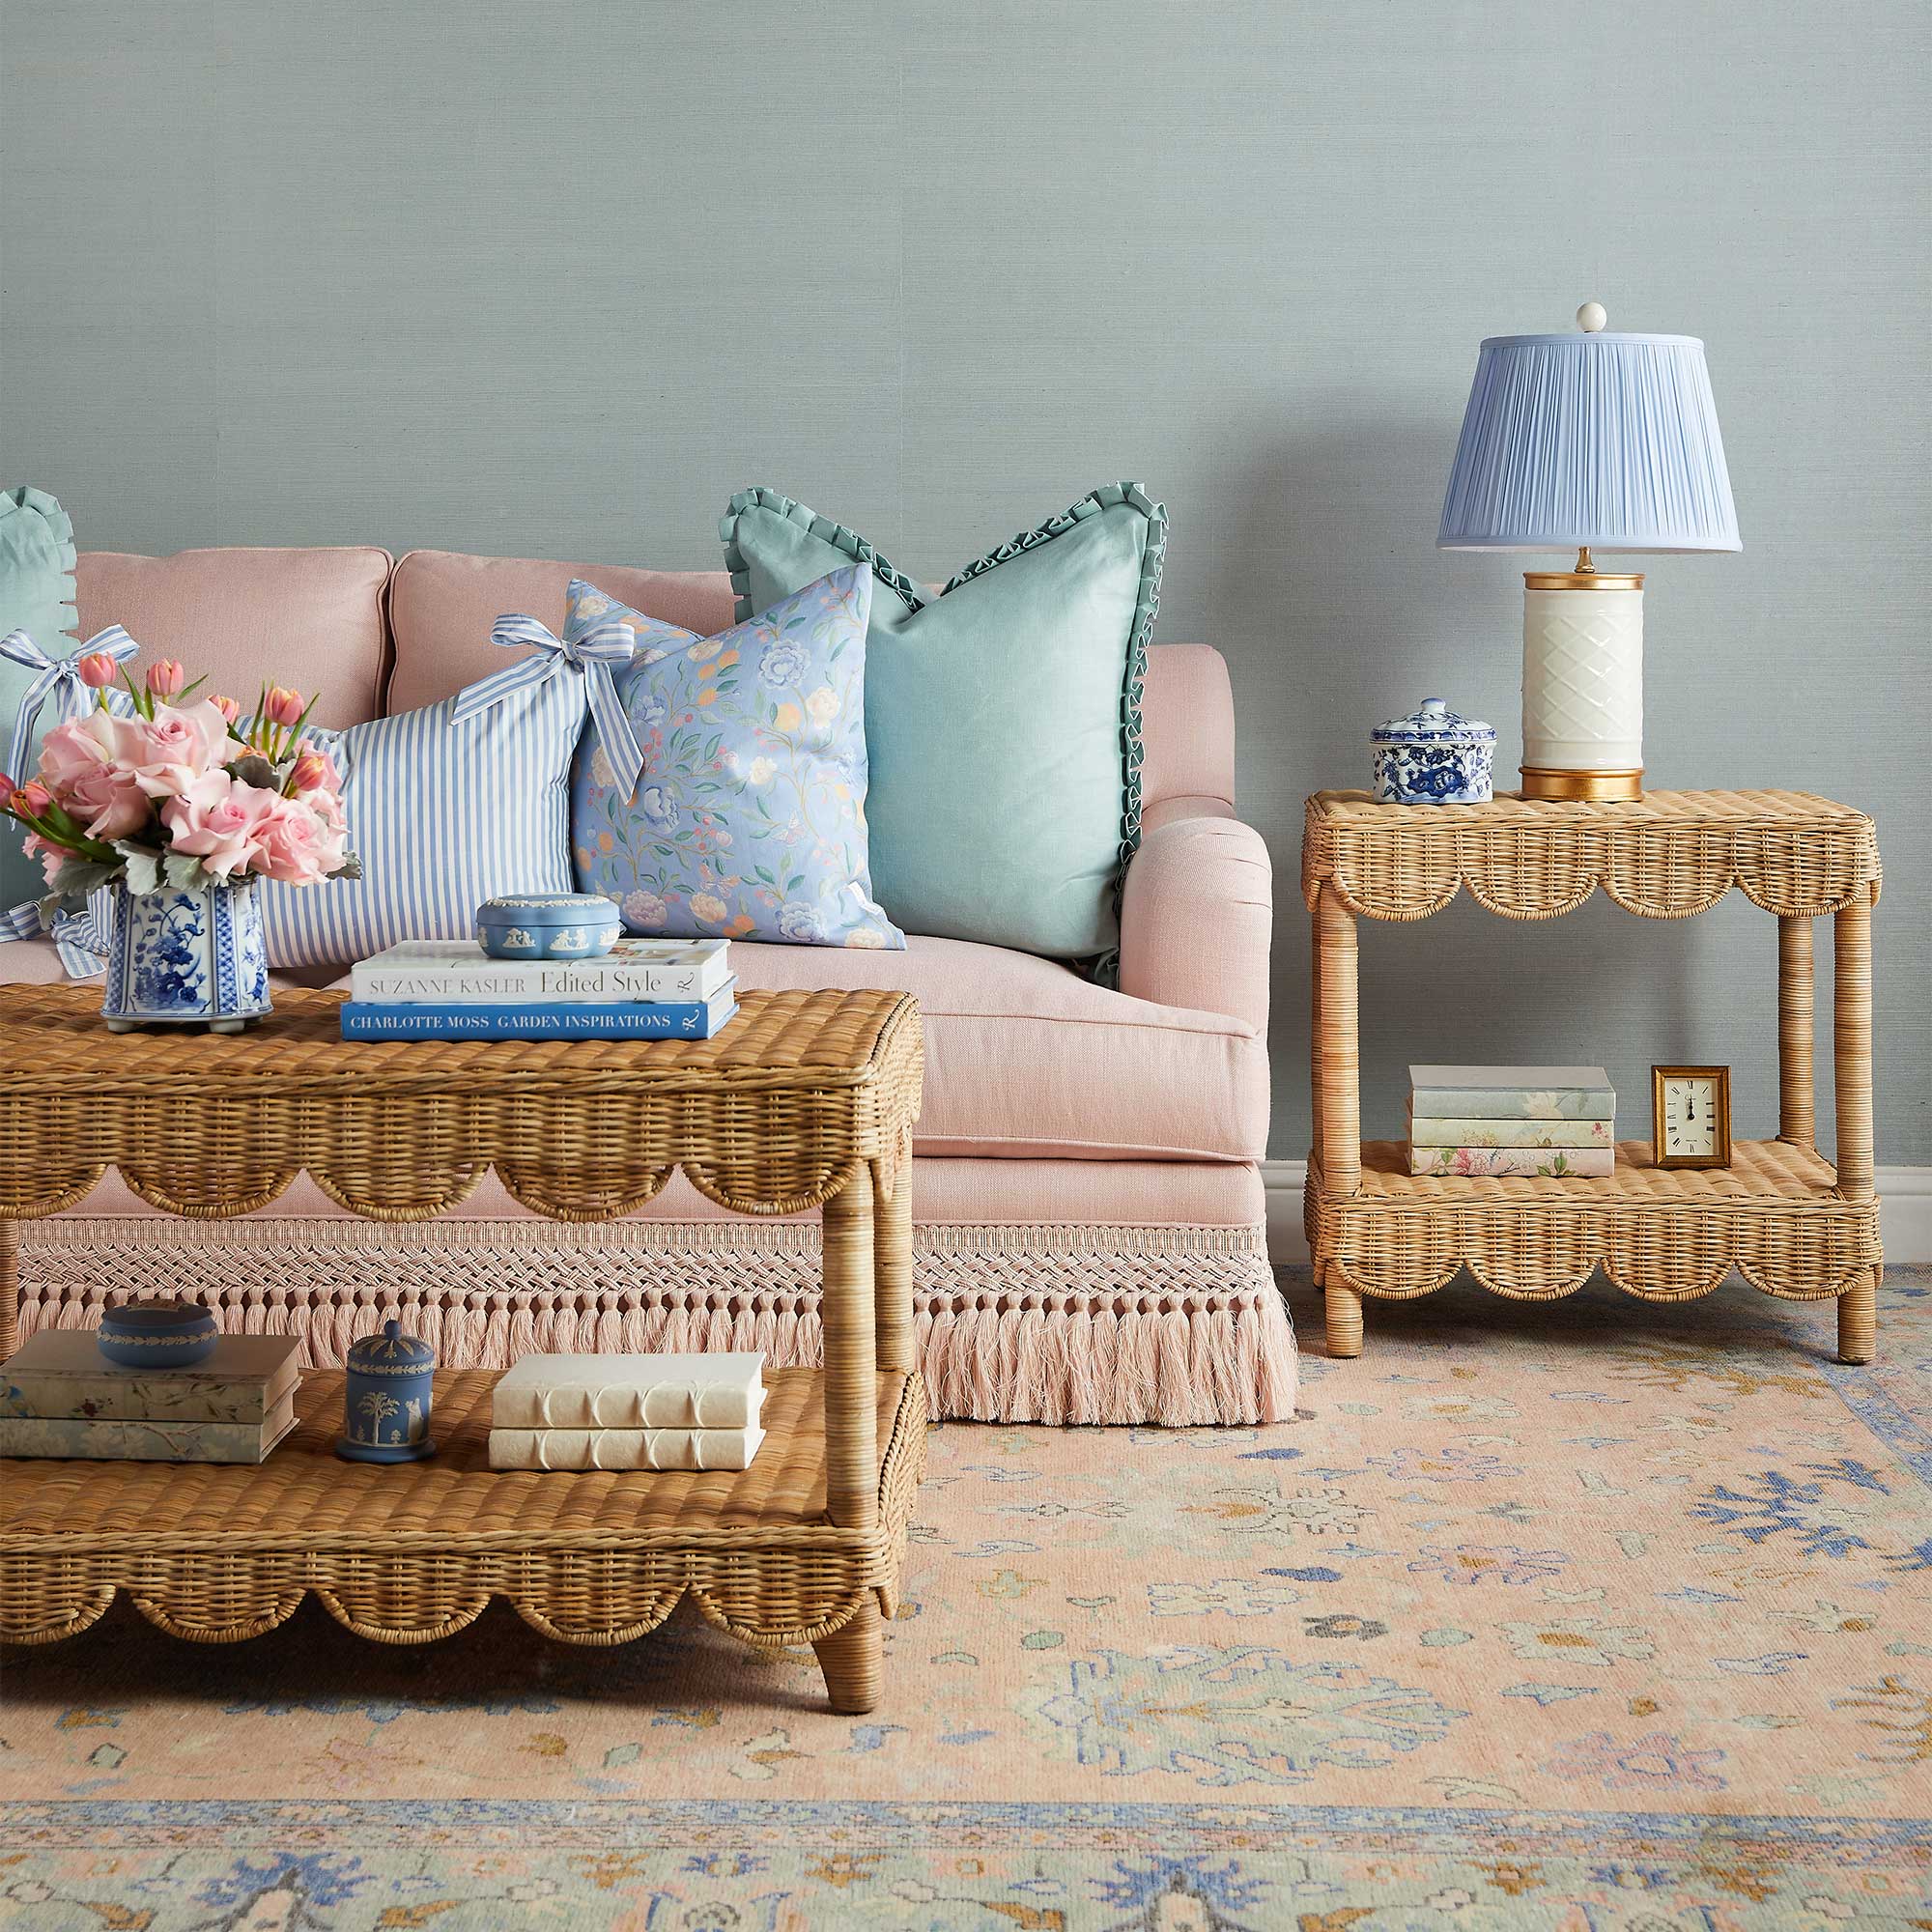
[{"left": 1120, "top": 797, "right": 1272, "bottom": 1034}]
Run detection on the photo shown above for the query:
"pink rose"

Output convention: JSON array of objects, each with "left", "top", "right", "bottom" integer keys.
[
  {"left": 160, "top": 770, "right": 283, "bottom": 880},
  {"left": 116, "top": 699, "right": 234, "bottom": 800},
  {"left": 37, "top": 711, "right": 152, "bottom": 840},
  {"left": 23, "top": 833, "right": 66, "bottom": 890},
  {"left": 252, "top": 793, "right": 347, "bottom": 886}
]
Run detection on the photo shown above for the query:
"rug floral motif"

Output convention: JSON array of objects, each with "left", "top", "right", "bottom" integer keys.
[{"left": 4, "top": 1269, "right": 1929, "bottom": 1929}]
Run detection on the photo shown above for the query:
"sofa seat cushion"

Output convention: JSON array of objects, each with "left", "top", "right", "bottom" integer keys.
[{"left": 728, "top": 935, "right": 1264, "bottom": 1160}]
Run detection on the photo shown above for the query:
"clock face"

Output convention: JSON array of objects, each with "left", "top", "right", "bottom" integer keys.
[{"left": 1662, "top": 1077, "right": 1719, "bottom": 1157}]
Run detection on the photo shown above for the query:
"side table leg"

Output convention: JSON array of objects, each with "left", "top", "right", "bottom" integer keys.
[
  {"left": 872, "top": 1135, "right": 914, "bottom": 1377},
  {"left": 1324, "top": 1273, "right": 1364, "bottom": 1359},
  {"left": 817, "top": 1179, "right": 882, "bottom": 1713},
  {"left": 1777, "top": 915, "right": 1815, "bottom": 1148},
  {"left": 813, "top": 1598, "right": 883, "bottom": 1716},
  {"left": 0, "top": 1219, "right": 17, "bottom": 1360},
  {"left": 1837, "top": 1267, "right": 1877, "bottom": 1366}
]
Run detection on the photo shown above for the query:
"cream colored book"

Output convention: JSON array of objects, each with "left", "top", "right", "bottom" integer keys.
[
  {"left": 489, "top": 1424, "right": 766, "bottom": 1472},
  {"left": 491, "top": 1352, "right": 765, "bottom": 1431}
]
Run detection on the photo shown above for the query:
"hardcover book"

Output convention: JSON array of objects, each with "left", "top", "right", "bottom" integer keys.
[
  {"left": 1408, "top": 1065, "right": 1615, "bottom": 1119},
  {"left": 492, "top": 1352, "right": 765, "bottom": 1432},
  {"left": 0, "top": 1330, "right": 300, "bottom": 1424},
  {"left": 488, "top": 1423, "right": 766, "bottom": 1472},
  {"left": 341, "top": 984, "right": 737, "bottom": 1041},
  {"left": 351, "top": 937, "right": 732, "bottom": 1007},
  {"left": 0, "top": 1389, "right": 298, "bottom": 1463},
  {"left": 1408, "top": 1116, "right": 1614, "bottom": 1148},
  {"left": 1408, "top": 1144, "right": 1615, "bottom": 1178}
]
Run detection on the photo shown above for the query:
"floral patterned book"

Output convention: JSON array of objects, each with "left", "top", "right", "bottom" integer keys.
[
  {"left": 1408, "top": 1116, "right": 1615, "bottom": 1148},
  {"left": 0, "top": 1390, "right": 297, "bottom": 1462},
  {"left": 1408, "top": 1065, "right": 1615, "bottom": 1119},
  {"left": 1408, "top": 1145, "right": 1615, "bottom": 1178}
]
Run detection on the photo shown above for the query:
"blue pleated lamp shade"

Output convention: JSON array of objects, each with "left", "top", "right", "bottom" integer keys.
[{"left": 1438, "top": 333, "right": 1741, "bottom": 553}]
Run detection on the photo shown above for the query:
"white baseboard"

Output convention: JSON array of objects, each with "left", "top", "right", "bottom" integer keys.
[{"left": 1263, "top": 1158, "right": 1931, "bottom": 1266}]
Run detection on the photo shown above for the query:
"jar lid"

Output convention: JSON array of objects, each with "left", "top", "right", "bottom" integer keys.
[
  {"left": 475, "top": 893, "right": 622, "bottom": 934},
  {"left": 345, "top": 1318, "right": 435, "bottom": 1373},
  {"left": 1371, "top": 697, "right": 1496, "bottom": 745}
]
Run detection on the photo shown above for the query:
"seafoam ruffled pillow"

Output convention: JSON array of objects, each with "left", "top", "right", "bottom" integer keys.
[{"left": 568, "top": 563, "right": 902, "bottom": 950}]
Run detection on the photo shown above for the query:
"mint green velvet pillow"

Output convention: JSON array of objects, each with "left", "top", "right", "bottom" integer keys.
[
  {"left": 720, "top": 483, "right": 1165, "bottom": 974},
  {"left": 0, "top": 487, "right": 80, "bottom": 911}
]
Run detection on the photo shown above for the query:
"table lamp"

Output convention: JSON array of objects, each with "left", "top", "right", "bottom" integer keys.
[{"left": 1437, "top": 302, "right": 1741, "bottom": 801}]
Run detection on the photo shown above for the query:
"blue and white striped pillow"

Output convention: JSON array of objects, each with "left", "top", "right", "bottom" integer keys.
[{"left": 258, "top": 672, "right": 584, "bottom": 970}]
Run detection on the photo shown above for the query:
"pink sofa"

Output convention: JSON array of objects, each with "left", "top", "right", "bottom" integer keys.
[{"left": 4, "top": 546, "right": 1292, "bottom": 1425}]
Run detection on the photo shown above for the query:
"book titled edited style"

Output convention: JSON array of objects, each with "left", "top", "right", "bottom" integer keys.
[
  {"left": 1409, "top": 1145, "right": 1615, "bottom": 1179},
  {"left": 489, "top": 1423, "right": 766, "bottom": 1472},
  {"left": 491, "top": 1352, "right": 766, "bottom": 1431},
  {"left": 1408, "top": 1065, "right": 1615, "bottom": 1120},
  {"left": 351, "top": 937, "right": 733, "bottom": 1007},
  {"left": 341, "top": 983, "right": 737, "bottom": 1041},
  {"left": 1406, "top": 1116, "right": 1615, "bottom": 1149},
  {"left": 0, "top": 1389, "right": 298, "bottom": 1463},
  {"left": 0, "top": 1330, "right": 300, "bottom": 1426}
]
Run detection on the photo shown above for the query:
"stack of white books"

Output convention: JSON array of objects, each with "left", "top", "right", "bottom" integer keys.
[
  {"left": 341, "top": 937, "right": 737, "bottom": 1041},
  {"left": 488, "top": 1352, "right": 766, "bottom": 1470}
]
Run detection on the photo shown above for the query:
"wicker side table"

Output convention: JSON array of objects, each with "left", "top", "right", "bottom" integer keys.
[
  {"left": 0, "top": 986, "right": 923, "bottom": 1715},
  {"left": 1301, "top": 789, "right": 1883, "bottom": 1361}
]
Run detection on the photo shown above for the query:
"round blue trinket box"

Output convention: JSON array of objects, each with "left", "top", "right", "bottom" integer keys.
[
  {"left": 1371, "top": 697, "right": 1496, "bottom": 804},
  {"left": 98, "top": 1299, "right": 218, "bottom": 1368},
  {"left": 475, "top": 893, "right": 624, "bottom": 961},
  {"left": 336, "top": 1319, "right": 438, "bottom": 1463}
]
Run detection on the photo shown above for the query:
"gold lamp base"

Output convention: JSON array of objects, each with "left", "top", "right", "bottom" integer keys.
[{"left": 1520, "top": 765, "right": 1644, "bottom": 803}]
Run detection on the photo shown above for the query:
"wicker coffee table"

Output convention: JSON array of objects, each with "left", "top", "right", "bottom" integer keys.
[
  {"left": 0, "top": 986, "right": 924, "bottom": 1714},
  {"left": 1302, "top": 789, "right": 1883, "bottom": 1360}
]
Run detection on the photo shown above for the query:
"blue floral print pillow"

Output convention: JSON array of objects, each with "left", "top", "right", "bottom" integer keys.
[{"left": 567, "top": 563, "right": 904, "bottom": 951}]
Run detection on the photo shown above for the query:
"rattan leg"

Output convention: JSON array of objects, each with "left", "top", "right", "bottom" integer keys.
[
  {"left": 1307, "top": 904, "right": 1324, "bottom": 1254},
  {"left": 1324, "top": 1273, "right": 1363, "bottom": 1358},
  {"left": 813, "top": 1596, "right": 882, "bottom": 1714},
  {"left": 0, "top": 1218, "right": 17, "bottom": 1361},
  {"left": 1777, "top": 916, "right": 1815, "bottom": 1148},
  {"left": 1836, "top": 1266, "right": 1877, "bottom": 1365},
  {"left": 872, "top": 1142, "right": 913, "bottom": 1376},
  {"left": 1833, "top": 890, "right": 1875, "bottom": 1200},
  {"left": 820, "top": 1179, "right": 878, "bottom": 1538},
  {"left": 1315, "top": 885, "right": 1361, "bottom": 1197}
]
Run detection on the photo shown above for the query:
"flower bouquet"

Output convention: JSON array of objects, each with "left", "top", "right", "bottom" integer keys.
[{"left": 2, "top": 651, "right": 358, "bottom": 1030}]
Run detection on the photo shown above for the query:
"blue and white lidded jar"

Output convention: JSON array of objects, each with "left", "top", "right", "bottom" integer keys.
[
  {"left": 1371, "top": 698, "right": 1496, "bottom": 804},
  {"left": 475, "top": 893, "right": 623, "bottom": 961},
  {"left": 336, "top": 1319, "right": 437, "bottom": 1463}
]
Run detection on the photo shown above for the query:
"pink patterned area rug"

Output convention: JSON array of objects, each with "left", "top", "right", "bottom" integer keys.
[{"left": 4, "top": 1268, "right": 1929, "bottom": 1930}]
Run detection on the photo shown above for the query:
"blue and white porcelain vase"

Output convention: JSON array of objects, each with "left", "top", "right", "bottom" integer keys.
[
  {"left": 1371, "top": 697, "right": 1497, "bottom": 804},
  {"left": 100, "top": 879, "right": 272, "bottom": 1034},
  {"left": 337, "top": 1318, "right": 438, "bottom": 1463}
]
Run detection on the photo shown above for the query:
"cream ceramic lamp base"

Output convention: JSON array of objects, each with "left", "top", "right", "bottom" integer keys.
[{"left": 1520, "top": 567, "right": 1644, "bottom": 801}]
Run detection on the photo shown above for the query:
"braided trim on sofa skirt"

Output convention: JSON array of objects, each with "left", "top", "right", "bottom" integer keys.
[{"left": 20, "top": 1217, "right": 1295, "bottom": 1428}]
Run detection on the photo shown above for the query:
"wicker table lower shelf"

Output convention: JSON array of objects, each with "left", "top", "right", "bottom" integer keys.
[
  {"left": 1309, "top": 1139, "right": 1883, "bottom": 1351},
  {"left": 0, "top": 1366, "right": 926, "bottom": 1710}
]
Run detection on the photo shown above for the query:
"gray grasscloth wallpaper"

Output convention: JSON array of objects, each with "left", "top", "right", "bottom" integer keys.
[{"left": 4, "top": 2, "right": 1926, "bottom": 1161}]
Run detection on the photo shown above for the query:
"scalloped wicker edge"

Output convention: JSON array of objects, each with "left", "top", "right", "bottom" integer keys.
[{"left": 719, "top": 483, "right": 1167, "bottom": 983}]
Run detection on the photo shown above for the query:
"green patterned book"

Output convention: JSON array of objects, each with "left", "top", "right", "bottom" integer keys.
[
  {"left": 0, "top": 1390, "right": 298, "bottom": 1463},
  {"left": 1408, "top": 1065, "right": 1614, "bottom": 1120}
]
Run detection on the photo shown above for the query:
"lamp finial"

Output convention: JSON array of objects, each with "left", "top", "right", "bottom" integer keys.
[{"left": 1577, "top": 300, "right": 1608, "bottom": 333}]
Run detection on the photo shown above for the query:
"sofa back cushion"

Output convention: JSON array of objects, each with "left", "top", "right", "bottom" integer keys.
[
  {"left": 388, "top": 551, "right": 735, "bottom": 714},
  {"left": 76, "top": 549, "right": 391, "bottom": 728}
]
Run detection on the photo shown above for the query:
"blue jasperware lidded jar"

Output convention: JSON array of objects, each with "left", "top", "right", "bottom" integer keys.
[
  {"left": 98, "top": 1298, "right": 218, "bottom": 1369},
  {"left": 475, "top": 893, "right": 623, "bottom": 961},
  {"left": 1371, "top": 697, "right": 1496, "bottom": 804},
  {"left": 336, "top": 1319, "right": 437, "bottom": 1463}
]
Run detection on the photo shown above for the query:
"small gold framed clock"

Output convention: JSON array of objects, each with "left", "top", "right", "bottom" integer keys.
[{"left": 1651, "top": 1065, "right": 1732, "bottom": 1169}]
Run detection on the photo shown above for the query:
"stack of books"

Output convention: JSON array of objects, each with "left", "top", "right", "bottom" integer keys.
[
  {"left": 488, "top": 1351, "right": 767, "bottom": 1471},
  {"left": 1407, "top": 1065, "right": 1617, "bottom": 1178},
  {"left": 342, "top": 937, "right": 738, "bottom": 1041},
  {"left": 0, "top": 1330, "right": 301, "bottom": 1463}
]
